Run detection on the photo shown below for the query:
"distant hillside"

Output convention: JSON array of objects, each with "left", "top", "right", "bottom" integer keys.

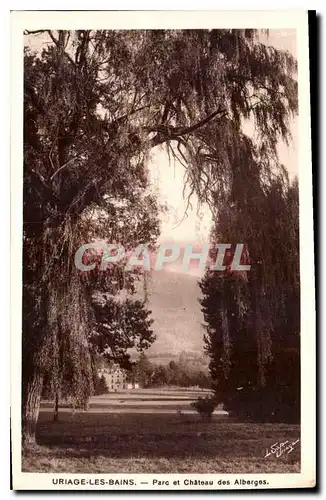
[
  {"left": 147, "top": 351, "right": 208, "bottom": 366},
  {"left": 138, "top": 270, "right": 206, "bottom": 357}
]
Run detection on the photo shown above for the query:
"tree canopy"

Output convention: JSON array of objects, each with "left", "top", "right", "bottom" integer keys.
[{"left": 91, "top": 295, "right": 155, "bottom": 369}]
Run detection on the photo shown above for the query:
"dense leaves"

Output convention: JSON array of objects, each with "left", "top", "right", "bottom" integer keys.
[
  {"left": 90, "top": 295, "right": 155, "bottom": 369},
  {"left": 200, "top": 179, "right": 300, "bottom": 422}
]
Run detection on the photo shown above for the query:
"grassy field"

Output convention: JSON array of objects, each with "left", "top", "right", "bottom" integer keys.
[{"left": 23, "top": 389, "right": 300, "bottom": 474}]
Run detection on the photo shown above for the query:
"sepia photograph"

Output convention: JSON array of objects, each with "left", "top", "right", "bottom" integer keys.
[{"left": 11, "top": 10, "right": 315, "bottom": 490}]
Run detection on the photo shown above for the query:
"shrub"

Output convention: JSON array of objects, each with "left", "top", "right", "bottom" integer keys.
[
  {"left": 94, "top": 374, "right": 108, "bottom": 395},
  {"left": 191, "top": 395, "right": 217, "bottom": 421}
]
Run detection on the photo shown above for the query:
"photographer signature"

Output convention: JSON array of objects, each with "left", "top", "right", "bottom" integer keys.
[{"left": 264, "top": 439, "right": 300, "bottom": 458}]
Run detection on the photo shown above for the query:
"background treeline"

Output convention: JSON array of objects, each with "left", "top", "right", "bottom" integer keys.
[{"left": 94, "top": 351, "right": 211, "bottom": 393}]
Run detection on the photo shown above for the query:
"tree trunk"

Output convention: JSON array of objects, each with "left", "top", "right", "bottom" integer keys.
[
  {"left": 22, "top": 370, "right": 43, "bottom": 447},
  {"left": 249, "top": 262, "right": 267, "bottom": 387},
  {"left": 53, "top": 393, "right": 59, "bottom": 422}
]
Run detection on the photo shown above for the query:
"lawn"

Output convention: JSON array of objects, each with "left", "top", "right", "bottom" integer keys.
[{"left": 22, "top": 410, "right": 300, "bottom": 473}]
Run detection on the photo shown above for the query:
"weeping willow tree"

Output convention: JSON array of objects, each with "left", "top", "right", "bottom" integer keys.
[
  {"left": 200, "top": 177, "right": 300, "bottom": 421},
  {"left": 23, "top": 29, "right": 297, "bottom": 444},
  {"left": 41, "top": 191, "right": 160, "bottom": 420}
]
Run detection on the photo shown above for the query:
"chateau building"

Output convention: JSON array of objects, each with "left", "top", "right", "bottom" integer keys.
[{"left": 98, "top": 364, "right": 127, "bottom": 391}]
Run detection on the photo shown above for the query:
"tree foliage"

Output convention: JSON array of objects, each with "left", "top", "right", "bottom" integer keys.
[
  {"left": 90, "top": 295, "right": 155, "bottom": 369},
  {"left": 94, "top": 374, "right": 109, "bottom": 396},
  {"left": 200, "top": 178, "right": 300, "bottom": 422}
]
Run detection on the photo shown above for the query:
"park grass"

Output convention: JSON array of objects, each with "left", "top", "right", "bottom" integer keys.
[{"left": 22, "top": 411, "right": 300, "bottom": 473}]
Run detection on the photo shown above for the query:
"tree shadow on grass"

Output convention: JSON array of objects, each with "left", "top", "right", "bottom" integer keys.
[{"left": 32, "top": 412, "right": 301, "bottom": 463}]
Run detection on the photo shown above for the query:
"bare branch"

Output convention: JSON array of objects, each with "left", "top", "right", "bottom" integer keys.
[
  {"left": 47, "top": 30, "right": 59, "bottom": 45},
  {"left": 24, "top": 30, "right": 47, "bottom": 35},
  {"left": 150, "top": 107, "right": 227, "bottom": 147},
  {"left": 27, "top": 167, "right": 60, "bottom": 203},
  {"left": 50, "top": 152, "right": 85, "bottom": 182},
  {"left": 47, "top": 30, "right": 76, "bottom": 66}
]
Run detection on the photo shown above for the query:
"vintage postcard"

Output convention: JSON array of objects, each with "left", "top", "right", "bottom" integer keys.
[{"left": 11, "top": 10, "right": 316, "bottom": 490}]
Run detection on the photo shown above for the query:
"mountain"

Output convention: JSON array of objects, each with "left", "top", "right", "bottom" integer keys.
[{"left": 140, "top": 270, "right": 206, "bottom": 356}]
